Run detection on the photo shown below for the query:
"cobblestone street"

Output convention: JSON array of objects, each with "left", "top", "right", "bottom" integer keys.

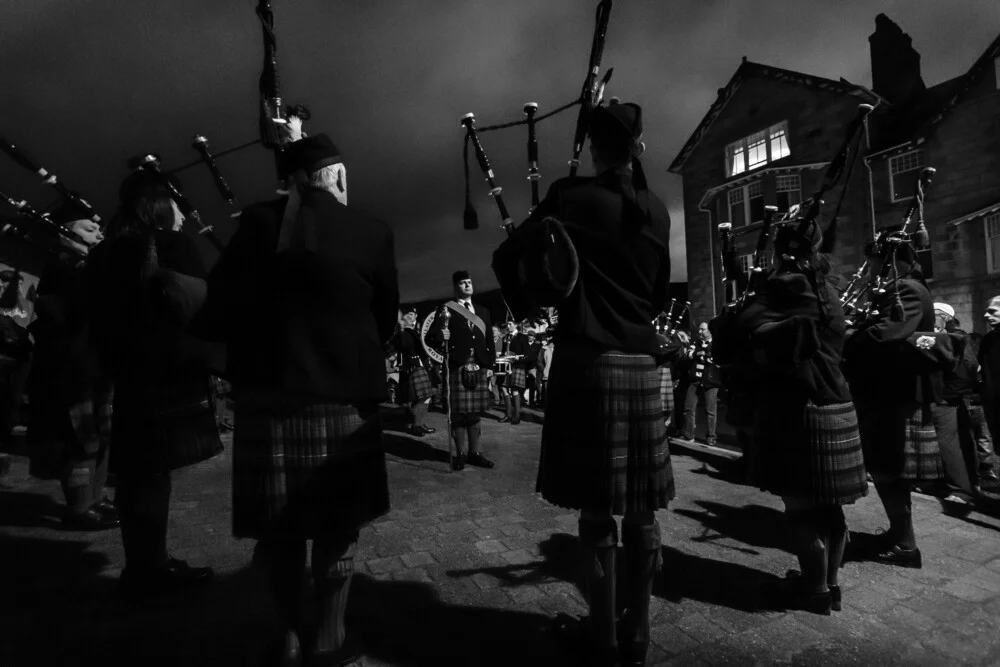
[{"left": 2, "top": 404, "right": 1000, "bottom": 666}]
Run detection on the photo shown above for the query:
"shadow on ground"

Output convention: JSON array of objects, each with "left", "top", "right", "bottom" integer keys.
[
  {"left": 672, "top": 499, "right": 790, "bottom": 556},
  {"left": 447, "top": 532, "right": 783, "bottom": 616}
]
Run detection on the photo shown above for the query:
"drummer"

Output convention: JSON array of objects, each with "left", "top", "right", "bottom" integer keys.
[{"left": 496, "top": 320, "right": 517, "bottom": 423}]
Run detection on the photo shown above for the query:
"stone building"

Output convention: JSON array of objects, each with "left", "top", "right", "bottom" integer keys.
[{"left": 669, "top": 14, "right": 1000, "bottom": 333}]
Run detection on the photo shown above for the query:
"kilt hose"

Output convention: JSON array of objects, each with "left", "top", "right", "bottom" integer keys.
[
  {"left": 658, "top": 365, "right": 673, "bottom": 417},
  {"left": 445, "top": 368, "right": 491, "bottom": 415},
  {"left": 110, "top": 378, "right": 223, "bottom": 476},
  {"left": 858, "top": 399, "right": 943, "bottom": 483},
  {"left": 400, "top": 366, "right": 435, "bottom": 404},
  {"left": 751, "top": 399, "right": 868, "bottom": 506},
  {"left": 232, "top": 399, "right": 390, "bottom": 540},
  {"left": 536, "top": 343, "right": 674, "bottom": 515}
]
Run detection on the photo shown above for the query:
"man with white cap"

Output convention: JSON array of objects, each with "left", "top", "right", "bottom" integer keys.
[{"left": 926, "top": 302, "right": 981, "bottom": 504}]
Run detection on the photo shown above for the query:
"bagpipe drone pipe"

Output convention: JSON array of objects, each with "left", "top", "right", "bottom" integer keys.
[{"left": 458, "top": 0, "right": 614, "bottom": 321}]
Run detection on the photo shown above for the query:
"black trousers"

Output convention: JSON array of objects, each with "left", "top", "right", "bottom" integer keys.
[{"left": 116, "top": 472, "right": 172, "bottom": 571}]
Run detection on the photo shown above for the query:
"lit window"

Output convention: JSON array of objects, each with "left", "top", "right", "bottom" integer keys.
[
  {"left": 747, "top": 131, "right": 768, "bottom": 171},
  {"left": 725, "top": 120, "right": 792, "bottom": 177},
  {"left": 987, "top": 213, "right": 1000, "bottom": 274},
  {"left": 769, "top": 122, "right": 790, "bottom": 161},
  {"left": 889, "top": 150, "right": 924, "bottom": 201},
  {"left": 776, "top": 174, "right": 802, "bottom": 212}
]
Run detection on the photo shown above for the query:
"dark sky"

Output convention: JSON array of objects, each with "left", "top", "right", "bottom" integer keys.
[{"left": 2, "top": 0, "right": 997, "bottom": 301}]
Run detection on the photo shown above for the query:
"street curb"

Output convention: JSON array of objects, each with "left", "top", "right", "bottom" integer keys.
[{"left": 668, "top": 437, "right": 742, "bottom": 461}]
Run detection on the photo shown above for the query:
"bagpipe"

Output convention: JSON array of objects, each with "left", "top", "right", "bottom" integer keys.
[
  {"left": 841, "top": 166, "right": 936, "bottom": 327},
  {"left": 0, "top": 135, "right": 101, "bottom": 260},
  {"left": 460, "top": 0, "right": 615, "bottom": 321},
  {"left": 717, "top": 103, "right": 875, "bottom": 319},
  {"left": 140, "top": 1, "right": 311, "bottom": 252}
]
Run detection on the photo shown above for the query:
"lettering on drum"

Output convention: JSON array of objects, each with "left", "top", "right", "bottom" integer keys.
[{"left": 420, "top": 311, "right": 444, "bottom": 364}]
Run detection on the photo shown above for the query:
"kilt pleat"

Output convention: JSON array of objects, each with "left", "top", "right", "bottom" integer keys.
[
  {"left": 752, "top": 400, "right": 868, "bottom": 505},
  {"left": 536, "top": 343, "right": 674, "bottom": 515},
  {"left": 444, "top": 368, "right": 491, "bottom": 414},
  {"left": 110, "top": 378, "right": 223, "bottom": 476},
  {"left": 658, "top": 366, "right": 673, "bottom": 416},
  {"left": 509, "top": 367, "right": 528, "bottom": 390},
  {"left": 232, "top": 400, "right": 389, "bottom": 539},
  {"left": 859, "top": 400, "right": 943, "bottom": 483},
  {"left": 400, "top": 367, "right": 435, "bottom": 404}
]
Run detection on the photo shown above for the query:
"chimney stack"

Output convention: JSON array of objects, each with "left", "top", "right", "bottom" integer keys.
[{"left": 869, "top": 14, "right": 926, "bottom": 105}]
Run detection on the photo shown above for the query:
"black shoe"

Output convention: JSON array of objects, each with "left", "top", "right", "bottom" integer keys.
[
  {"left": 120, "top": 558, "right": 214, "bottom": 599},
  {"left": 62, "top": 507, "right": 119, "bottom": 531},
  {"left": 511, "top": 417, "right": 521, "bottom": 425},
  {"left": 764, "top": 572, "right": 831, "bottom": 615},
  {"left": 978, "top": 471, "right": 1000, "bottom": 490},
  {"left": 466, "top": 452, "right": 495, "bottom": 469},
  {"left": 451, "top": 453, "right": 466, "bottom": 471},
  {"left": 829, "top": 585, "right": 842, "bottom": 612},
  {"left": 419, "top": 425, "right": 436, "bottom": 434},
  {"left": 408, "top": 425, "right": 425, "bottom": 437},
  {"left": 873, "top": 544, "right": 922, "bottom": 569},
  {"left": 499, "top": 416, "right": 511, "bottom": 424}
]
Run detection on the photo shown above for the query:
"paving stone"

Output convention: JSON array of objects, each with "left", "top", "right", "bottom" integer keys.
[{"left": 400, "top": 551, "right": 436, "bottom": 568}]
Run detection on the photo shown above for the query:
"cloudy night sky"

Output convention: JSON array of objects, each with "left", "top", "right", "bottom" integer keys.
[{"left": 2, "top": 0, "right": 998, "bottom": 301}]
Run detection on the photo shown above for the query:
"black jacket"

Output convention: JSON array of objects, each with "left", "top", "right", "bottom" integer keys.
[
  {"left": 526, "top": 171, "right": 671, "bottom": 354},
  {"left": 429, "top": 301, "right": 494, "bottom": 372},
  {"left": 205, "top": 188, "right": 399, "bottom": 403},
  {"left": 509, "top": 333, "right": 540, "bottom": 369},
  {"left": 843, "top": 277, "right": 941, "bottom": 406}
]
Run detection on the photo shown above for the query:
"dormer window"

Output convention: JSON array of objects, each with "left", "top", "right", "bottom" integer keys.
[
  {"left": 889, "top": 150, "right": 924, "bottom": 202},
  {"left": 726, "top": 121, "right": 791, "bottom": 177}
]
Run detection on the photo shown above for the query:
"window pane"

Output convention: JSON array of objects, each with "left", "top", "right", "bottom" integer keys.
[
  {"left": 890, "top": 150, "right": 925, "bottom": 200},
  {"left": 749, "top": 194, "right": 765, "bottom": 224},
  {"left": 730, "top": 201, "right": 746, "bottom": 227},
  {"left": 769, "top": 122, "right": 790, "bottom": 160},
  {"left": 988, "top": 213, "right": 1000, "bottom": 273},
  {"left": 728, "top": 188, "right": 744, "bottom": 205},
  {"left": 747, "top": 180, "right": 763, "bottom": 198},
  {"left": 747, "top": 131, "right": 767, "bottom": 170},
  {"left": 727, "top": 141, "right": 746, "bottom": 177}
]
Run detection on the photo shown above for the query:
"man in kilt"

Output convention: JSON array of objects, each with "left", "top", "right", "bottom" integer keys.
[
  {"left": 531, "top": 99, "right": 672, "bottom": 667},
  {"left": 394, "top": 305, "right": 436, "bottom": 437},
  {"left": 27, "top": 215, "right": 119, "bottom": 530},
  {"left": 720, "top": 220, "right": 868, "bottom": 615},
  {"left": 507, "top": 319, "right": 540, "bottom": 424},
  {"left": 428, "top": 271, "right": 496, "bottom": 471},
  {"left": 206, "top": 133, "right": 399, "bottom": 665},
  {"left": 844, "top": 229, "right": 943, "bottom": 569}
]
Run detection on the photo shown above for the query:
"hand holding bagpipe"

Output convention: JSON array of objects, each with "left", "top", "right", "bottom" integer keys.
[{"left": 0, "top": 189, "right": 90, "bottom": 257}]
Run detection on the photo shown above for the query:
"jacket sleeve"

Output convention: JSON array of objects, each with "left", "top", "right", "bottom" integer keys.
[
  {"left": 372, "top": 226, "right": 401, "bottom": 346},
  {"left": 855, "top": 280, "right": 925, "bottom": 345}
]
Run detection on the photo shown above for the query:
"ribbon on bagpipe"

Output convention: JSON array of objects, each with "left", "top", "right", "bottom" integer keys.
[
  {"left": 462, "top": 0, "right": 614, "bottom": 230},
  {"left": 0, "top": 134, "right": 102, "bottom": 224}
]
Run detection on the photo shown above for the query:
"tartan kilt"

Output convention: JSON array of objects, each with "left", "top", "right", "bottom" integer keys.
[
  {"left": 858, "top": 400, "right": 943, "bottom": 483},
  {"left": 509, "top": 367, "right": 528, "bottom": 390},
  {"left": 400, "top": 366, "right": 435, "bottom": 404},
  {"left": 445, "top": 368, "right": 491, "bottom": 414},
  {"left": 751, "top": 399, "right": 868, "bottom": 506},
  {"left": 110, "top": 377, "right": 223, "bottom": 476},
  {"left": 536, "top": 343, "right": 674, "bottom": 515},
  {"left": 28, "top": 385, "right": 114, "bottom": 483},
  {"left": 658, "top": 366, "right": 673, "bottom": 416},
  {"left": 232, "top": 399, "right": 389, "bottom": 540}
]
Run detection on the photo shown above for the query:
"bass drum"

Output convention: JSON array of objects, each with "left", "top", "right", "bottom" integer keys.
[{"left": 419, "top": 311, "right": 444, "bottom": 365}]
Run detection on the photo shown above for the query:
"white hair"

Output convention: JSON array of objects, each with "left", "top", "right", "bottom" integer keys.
[{"left": 309, "top": 163, "right": 347, "bottom": 205}]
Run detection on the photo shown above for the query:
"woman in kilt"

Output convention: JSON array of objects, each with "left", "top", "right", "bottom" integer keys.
[
  {"left": 27, "top": 215, "right": 119, "bottom": 530},
  {"left": 393, "top": 306, "right": 436, "bottom": 437},
  {"left": 843, "top": 229, "right": 943, "bottom": 569},
  {"left": 729, "top": 220, "right": 868, "bottom": 615},
  {"left": 87, "top": 170, "right": 222, "bottom": 598},
  {"left": 205, "top": 133, "right": 399, "bottom": 665},
  {"left": 532, "top": 100, "right": 672, "bottom": 667}
]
